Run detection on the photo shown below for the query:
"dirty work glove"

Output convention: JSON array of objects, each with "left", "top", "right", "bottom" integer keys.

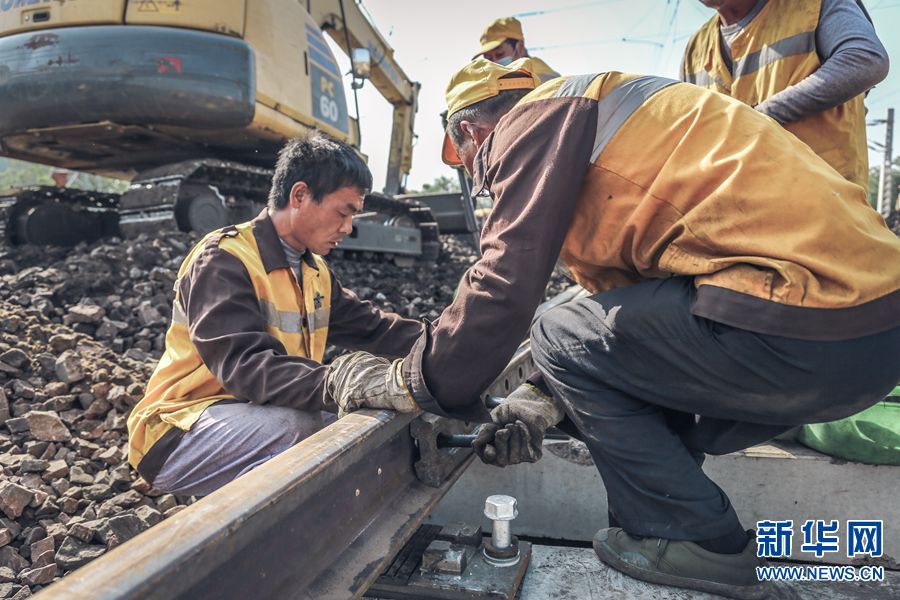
[
  {"left": 472, "top": 421, "right": 538, "bottom": 467},
  {"left": 472, "top": 383, "right": 565, "bottom": 467},
  {"left": 325, "top": 351, "right": 418, "bottom": 417}
]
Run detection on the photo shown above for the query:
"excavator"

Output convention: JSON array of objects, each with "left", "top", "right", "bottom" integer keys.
[{"left": 0, "top": 0, "right": 469, "bottom": 263}]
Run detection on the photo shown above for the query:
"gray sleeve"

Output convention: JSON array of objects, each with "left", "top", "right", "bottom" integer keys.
[{"left": 755, "top": 0, "right": 888, "bottom": 124}]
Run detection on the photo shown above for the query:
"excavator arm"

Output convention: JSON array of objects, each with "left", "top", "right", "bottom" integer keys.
[{"left": 308, "top": 0, "right": 420, "bottom": 195}]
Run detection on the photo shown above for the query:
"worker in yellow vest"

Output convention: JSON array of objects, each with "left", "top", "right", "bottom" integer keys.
[
  {"left": 466, "top": 16, "right": 560, "bottom": 229},
  {"left": 126, "top": 133, "right": 423, "bottom": 496},
  {"left": 681, "top": 0, "right": 889, "bottom": 190},
  {"left": 325, "top": 59, "right": 900, "bottom": 598},
  {"left": 473, "top": 17, "right": 559, "bottom": 83}
]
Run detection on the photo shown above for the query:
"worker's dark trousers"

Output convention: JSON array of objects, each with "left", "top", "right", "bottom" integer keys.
[{"left": 530, "top": 277, "right": 900, "bottom": 542}]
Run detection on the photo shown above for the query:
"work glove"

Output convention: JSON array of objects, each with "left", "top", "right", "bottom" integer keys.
[
  {"left": 472, "top": 383, "right": 565, "bottom": 467},
  {"left": 325, "top": 351, "right": 418, "bottom": 417}
]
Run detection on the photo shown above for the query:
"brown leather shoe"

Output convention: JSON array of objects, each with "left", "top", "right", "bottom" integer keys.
[{"left": 593, "top": 528, "right": 770, "bottom": 599}]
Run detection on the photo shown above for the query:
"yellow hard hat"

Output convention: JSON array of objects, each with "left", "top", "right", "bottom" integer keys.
[
  {"left": 473, "top": 17, "right": 524, "bottom": 59},
  {"left": 442, "top": 58, "right": 540, "bottom": 166}
]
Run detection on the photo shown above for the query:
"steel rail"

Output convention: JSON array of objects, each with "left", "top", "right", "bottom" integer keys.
[
  {"left": 38, "top": 409, "right": 435, "bottom": 599},
  {"left": 36, "top": 286, "right": 584, "bottom": 600}
]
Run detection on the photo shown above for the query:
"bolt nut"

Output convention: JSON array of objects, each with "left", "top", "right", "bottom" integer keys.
[{"left": 484, "top": 494, "right": 518, "bottom": 521}]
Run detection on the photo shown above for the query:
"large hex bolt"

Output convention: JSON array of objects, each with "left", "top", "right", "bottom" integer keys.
[{"left": 483, "top": 495, "right": 520, "bottom": 565}]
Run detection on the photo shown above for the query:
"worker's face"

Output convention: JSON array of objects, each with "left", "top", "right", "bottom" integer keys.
[
  {"left": 698, "top": 0, "right": 757, "bottom": 12},
  {"left": 697, "top": 0, "right": 758, "bottom": 23},
  {"left": 483, "top": 40, "right": 525, "bottom": 65},
  {"left": 286, "top": 183, "right": 363, "bottom": 255},
  {"left": 456, "top": 121, "right": 495, "bottom": 177}
]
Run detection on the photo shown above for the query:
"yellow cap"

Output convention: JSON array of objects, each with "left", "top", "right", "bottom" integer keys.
[
  {"left": 442, "top": 58, "right": 540, "bottom": 166},
  {"left": 473, "top": 17, "right": 524, "bottom": 59}
]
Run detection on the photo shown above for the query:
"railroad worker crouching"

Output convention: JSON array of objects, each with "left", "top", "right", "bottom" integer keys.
[
  {"left": 324, "top": 59, "right": 900, "bottom": 599},
  {"left": 126, "top": 133, "right": 423, "bottom": 497},
  {"left": 473, "top": 17, "right": 559, "bottom": 83},
  {"left": 682, "top": 0, "right": 889, "bottom": 189}
]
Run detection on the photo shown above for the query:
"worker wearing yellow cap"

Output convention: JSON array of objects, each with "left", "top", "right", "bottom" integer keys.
[
  {"left": 473, "top": 17, "right": 559, "bottom": 83},
  {"left": 324, "top": 58, "right": 900, "bottom": 598}
]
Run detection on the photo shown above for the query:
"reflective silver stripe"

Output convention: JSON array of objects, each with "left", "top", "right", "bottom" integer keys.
[
  {"left": 259, "top": 299, "right": 303, "bottom": 334},
  {"left": 172, "top": 300, "right": 187, "bottom": 326},
  {"left": 685, "top": 70, "right": 713, "bottom": 87},
  {"left": 712, "top": 74, "right": 731, "bottom": 92},
  {"left": 538, "top": 71, "right": 559, "bottom": 84},
  {"left": 258, "top": 300, "right": 329, "bottom": 334},
  {"left": 686, "top": 70, "right": 730, "bottom": 92},
  {"left": 555, "top": 73, "right": 600, "bottom": 98},
  {"left": 308, "top": 307, "right": 330, "bottom": 332},
  {"left": 734, "top": 30, "right": 816, "bottom": 79},
  {"left": 591, "top": 76, "right": 679, "bottom": 162}
]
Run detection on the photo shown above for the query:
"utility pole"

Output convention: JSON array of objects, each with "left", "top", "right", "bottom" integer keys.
[{"left": 876, "top": 108, "right": 894, "bottom": 218}]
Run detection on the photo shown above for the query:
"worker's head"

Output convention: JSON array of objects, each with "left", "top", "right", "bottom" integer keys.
[
  {"left": 697, "top": 0, "right": 754, "bottom": 7},
  {"left": 268, "top": 132, "right": 372, "bottom": 255},
  {"left": 442, "top": 58, "right": 540, "bottom": 175},
  {"left": 50, "top": 168, "right": 70, "bottom": 188},
  {"left": 474, "top": 17, "right": 529, "bottom": 65},
  {"left": 697, "top": 0, "right": 759, "bottom": 22}
]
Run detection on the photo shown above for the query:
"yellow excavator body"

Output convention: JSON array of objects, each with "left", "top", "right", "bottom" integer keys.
[
  {"left": 0, "top": 1, "right": 452, "bottom": 260},
  {"left": 0, "top": 0, "right": 417, "bottom": 188}
]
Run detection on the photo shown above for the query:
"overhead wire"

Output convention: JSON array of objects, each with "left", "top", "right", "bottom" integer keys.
[
  {"left": 513, "top": 0, "right": 629, "bottom": 19},
  {"left": 656, "top": 0, "right": 683, "bottom": 72},
  {"left": 868, "top": 86, "right": 900, "bottom": 106},
  {"left": 527, "top": 0, "right": 689, "bottom": 70},
  {"left": 518, "top": 0, "right": 626, "bottom": 52}
]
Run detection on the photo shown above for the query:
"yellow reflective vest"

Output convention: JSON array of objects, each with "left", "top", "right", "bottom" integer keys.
[
  {"left": 682, "top": 0, "right": 868, "bottom": 189},
  {"left": 127, "top": 221, "right": 331, "bottom": 471}
]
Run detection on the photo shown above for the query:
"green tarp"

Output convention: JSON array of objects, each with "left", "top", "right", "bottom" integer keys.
[{"left": 797, "top": 387, "right": 900, "bottom": 466}]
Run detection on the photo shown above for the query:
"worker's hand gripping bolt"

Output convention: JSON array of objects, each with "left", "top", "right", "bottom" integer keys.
[{"left": 473, "top": 384, "right": 565, "bottom": 467}]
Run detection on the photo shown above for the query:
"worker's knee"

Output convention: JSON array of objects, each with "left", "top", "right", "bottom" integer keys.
[
  {"left": 530, "top": 298, "right": 610, "bottom": 369},
  {"left": 529, "top": 305, "right": 570, "bottom": 371},
  {"left": 262, "top": 406, "right": 327, "bottom": 447}
]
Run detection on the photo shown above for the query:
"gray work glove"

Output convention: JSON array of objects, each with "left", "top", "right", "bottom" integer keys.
[
  {"left": 472, "top": 383, "right": 565, "bottom": 467},
  {"left": 325, "top": 351, "right": 418, "bottom": 417}
]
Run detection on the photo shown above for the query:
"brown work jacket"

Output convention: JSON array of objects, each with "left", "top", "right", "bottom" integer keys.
[{"left": 404, "top": 72, "right": 900, "bottom": 420}]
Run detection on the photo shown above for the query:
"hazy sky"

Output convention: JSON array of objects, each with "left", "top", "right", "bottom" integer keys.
[{"left": 329, "top": 0, "right": 900, "bottom": 192}]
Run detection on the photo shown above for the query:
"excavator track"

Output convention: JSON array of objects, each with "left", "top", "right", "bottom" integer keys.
[
  {"left": 2, "top": 163, "right": 440, "bottom": 263},
  {"left": 119, "top": 159, "right": 440, "bottom": 263},
  {"left": 352, "top": 192, "right": 441, "bottom": 264},
  {"left": 0, "top": 192, "right": 13, "bottom": 247},
  {"left": 117, "top": 159, "right": 272, "bottom": 238},
  {"left": 0, "top": 186, "right": 120, "bottom": 247}
]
